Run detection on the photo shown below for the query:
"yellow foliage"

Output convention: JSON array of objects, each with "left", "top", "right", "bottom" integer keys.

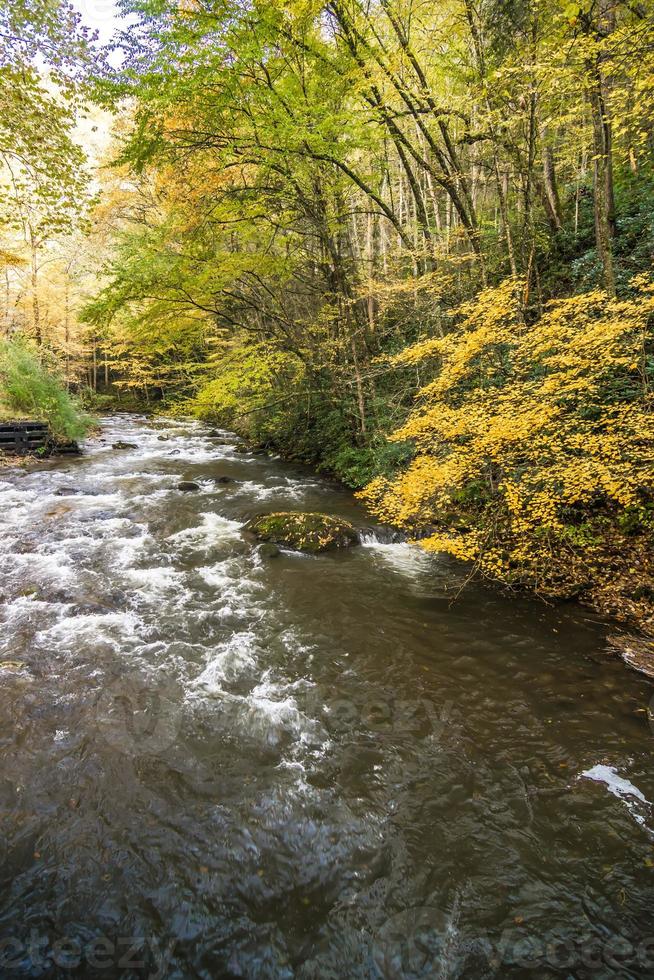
[{"left": 360, "top": 276, "right": 654, "bottom": 587}]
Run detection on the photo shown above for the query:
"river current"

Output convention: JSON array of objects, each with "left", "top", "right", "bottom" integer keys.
[{"left": 0, "top": 416, "right": 653, "bottom": 979}]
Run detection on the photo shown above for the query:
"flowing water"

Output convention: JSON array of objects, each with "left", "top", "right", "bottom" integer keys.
[{"left": 0, "top": 416, "right": 653, "bottom": 979}]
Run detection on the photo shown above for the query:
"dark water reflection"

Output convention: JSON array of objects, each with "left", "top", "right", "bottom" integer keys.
[{"left": 0, "top": 416, "right": 652, "bottom": 978}]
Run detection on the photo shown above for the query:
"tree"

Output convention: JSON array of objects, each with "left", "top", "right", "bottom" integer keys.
[{"left": 0, "top": 0, "right": 95, "bottom": 346}]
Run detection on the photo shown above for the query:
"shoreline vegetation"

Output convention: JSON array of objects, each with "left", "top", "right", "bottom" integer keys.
[
  {"left": 1, "top": 1, "right": 653, "bottom": 665},
  {"left": 0, "top": 339, "right": 91, "bottom": 445}
]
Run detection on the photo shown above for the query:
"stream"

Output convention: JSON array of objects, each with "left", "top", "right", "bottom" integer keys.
[{"left": 0, "top": 415, "right": 653, "bottom": 979}]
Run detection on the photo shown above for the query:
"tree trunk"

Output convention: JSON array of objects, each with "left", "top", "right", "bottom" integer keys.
[
  {"left": 583, "top": 0, "right": 617, "bottom": 294},
  {"left": 64, "top": 278, "right": 70, "bottom": 387},
  {"left": 589, "top": 75, "right": 615, "bottom": 294},
  {"left": 30, "top": 229, "right": 41, "bottom": 346},
  {"left": 540, "top": 140, "right": 563, "bottom": 232}
]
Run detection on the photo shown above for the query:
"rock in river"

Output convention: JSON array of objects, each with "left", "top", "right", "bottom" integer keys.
[
  {"left": 112, "top": 441, "right": 138, "bottom": 450},
  {"left": 258, "top": 542, "right": 281, "bottom": 559},
  {"left": 244, "top": 512, "right": 359, "bottom": 554},
  {"left": 177, "top": 481, "right": 201, "bottom": 492}
]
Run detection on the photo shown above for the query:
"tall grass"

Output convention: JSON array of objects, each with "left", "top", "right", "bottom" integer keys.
[{"left": 0, "top": 338, "right": 92, "bottom": 443}]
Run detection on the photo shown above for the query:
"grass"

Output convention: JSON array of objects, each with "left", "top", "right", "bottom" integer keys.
[{"left": 0, "top": 338, "right": 92, "bottom": 442}]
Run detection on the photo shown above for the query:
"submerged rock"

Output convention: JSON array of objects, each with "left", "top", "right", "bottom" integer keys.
[
  {"left": 244, "top": 512, "right": 359, "bottom": 554},
  {"left": 54, "top": 486, "right": 102, "bottom": 497},
  {"left": 357, "top": 524, "right": 407, "bottom": 545},
  {"left": 258, "top": 542, "right": 281, "bottom": 559},
  {"left": 211, "top": 475, "right": 234, "bottom": 485},
  {"left": 44, "top": 502, "right": 73, "bottom": 519},
  {"left": 177, "top": 481, "right": 200, "bottom": 492},
  {"left": 112, "top": 441, "right": 137, "bottom": 450}
]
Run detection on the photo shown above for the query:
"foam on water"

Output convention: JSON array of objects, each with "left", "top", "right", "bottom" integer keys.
[
  {"left": 124, "top": 565, "right": 191, "bottom": 605},
  {"left": 192, "top": 631, "right": 260, "bottom": 691},
  {"left": 168, "top": 512, "right": 242, "bottom": 549},
  {"left": 581, "top": 764, "right": 652, "bottom": 830},
  {"left": 35, "top": 609, "right": 144, "bottom": 653},
  {"left": 197, "top": 556, "right": 265, "bottom": 621},
  {"left": 359, "top": 539, "right": 435, "bottom": 578},
  {"left": 233, "top": 479, "right": 309, "bottom": 502},
  {"left": 1, "top": 549, "right": 77, "bottom": 584}
]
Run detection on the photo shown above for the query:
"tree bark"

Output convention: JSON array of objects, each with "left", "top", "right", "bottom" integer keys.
[
  {"left": 583, "top": 0, "right": 617, "bottom": 294},
  {"left": 30, "top": 228, "right": 41, "bottom": 346}
]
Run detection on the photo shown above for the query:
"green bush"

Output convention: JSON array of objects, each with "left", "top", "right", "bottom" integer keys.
[{"left": 0, "top": 338, "right": 92, "bottom": 443}]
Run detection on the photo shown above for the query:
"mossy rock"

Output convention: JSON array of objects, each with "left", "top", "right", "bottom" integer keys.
[{"left": 244, "top": 512, "right": 359, "bottom": 553}]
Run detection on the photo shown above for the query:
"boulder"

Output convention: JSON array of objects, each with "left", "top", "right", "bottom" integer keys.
[
  {"left": 177, "top": 481, "right": 200, "bottom": 492},
  {"left": 44, "top": 503, "right": 73, "bottom": 519},
  {"left": 258, "top": 542, "right": 281, "bottom": 559},
  {"left": 244, "top": 512, "right": 359, "bottom": 554}
]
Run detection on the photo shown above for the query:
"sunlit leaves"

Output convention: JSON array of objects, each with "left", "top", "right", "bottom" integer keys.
[{"left": 360, "top": 275, "right": 654, "bottom": 587}]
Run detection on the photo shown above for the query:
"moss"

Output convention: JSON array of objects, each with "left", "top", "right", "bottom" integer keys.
[{"left": 244, "top": 512, "right": 359, "bottom": 553}]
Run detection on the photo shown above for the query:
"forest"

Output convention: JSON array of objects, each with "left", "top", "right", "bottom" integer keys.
[{"left": 1, "top": 0, "right": 654, "bottom": 631}]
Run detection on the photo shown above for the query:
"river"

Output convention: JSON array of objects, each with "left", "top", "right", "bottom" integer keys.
[{"left": 0, "top": 415, "right": 652, "bottom": 978}]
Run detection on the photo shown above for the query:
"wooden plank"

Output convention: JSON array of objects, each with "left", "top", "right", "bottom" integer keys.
[
  {"left": 0, "top": 420, "right": 78, "bottom": 456},
  {"left": 0, "top": 419, "right": 50, "bottom": 454}
]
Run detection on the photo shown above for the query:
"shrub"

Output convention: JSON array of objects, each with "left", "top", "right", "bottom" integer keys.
[
  {"left": 360, "top": 276, "right": 654, "bottom": 591},
  {"left": 0, "top": 338, "right": 92, "bottom": 443}
]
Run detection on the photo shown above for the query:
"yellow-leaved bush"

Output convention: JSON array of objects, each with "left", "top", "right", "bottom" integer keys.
[{"left": 360, "top": 276, "right": 654, "bottom": 591}]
